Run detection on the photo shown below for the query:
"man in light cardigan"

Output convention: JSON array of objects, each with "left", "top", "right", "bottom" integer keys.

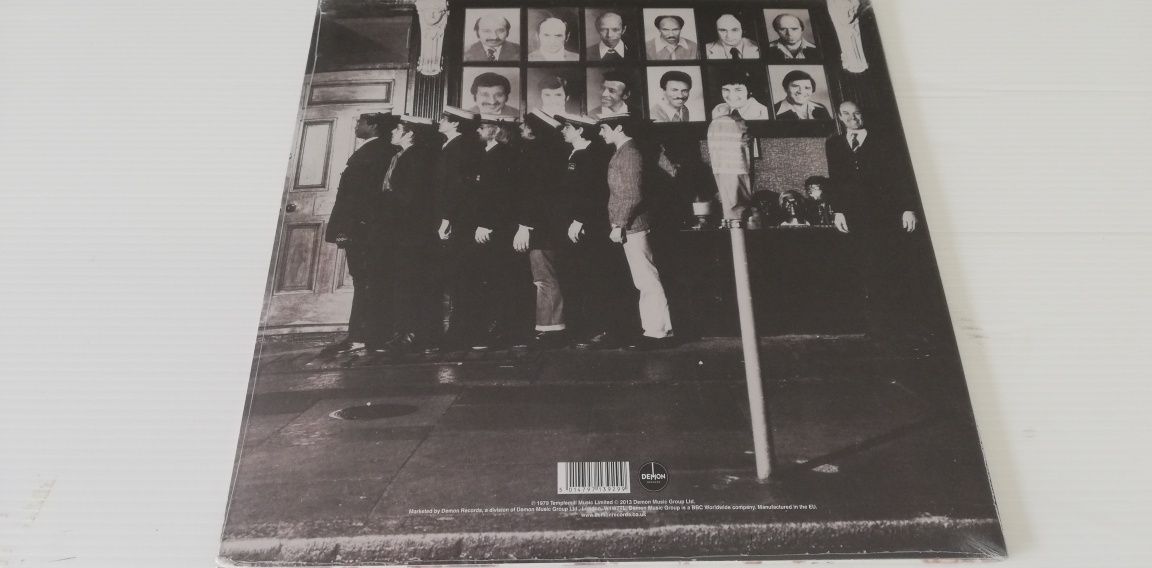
[{"left": 597, "top": 113, "right": 675, "bottom": 350}]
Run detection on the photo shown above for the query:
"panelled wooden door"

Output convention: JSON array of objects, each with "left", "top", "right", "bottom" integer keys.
[{"left": 262, "top": 70, "right": 408, "bottom": 334}]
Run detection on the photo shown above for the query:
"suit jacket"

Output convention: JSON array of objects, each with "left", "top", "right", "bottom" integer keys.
[
  {"left": 563, "top": 145, "right": 612, "bottom": 234},
  {"left": 774, "top": 100, "right": 832, "bottom": 120},
  {"left": 326, "top": 138, "right": 397, "bottom": 244},
  {"left": 463, "top": 41, "right": 521, "bottom": 62},
  {"left": 764, "top": 41, "right": 823, "bottom": 61},
  {"left": 587, "top": 42, "right": 631, "bottom": 61},
  {"left": 472, "top": 142, "right": 518, "bottom": 233},
  {"left": 433, "top": 135, "right": 481, "bottom": 228},
  {"left": 705, "top": 39, "right": 760, "bottom": 59},
  {"left": 514, "top": 135, "right": 569, "bottom": 249},
  {"left": 825, "top": 130, "right": 918, "bottom": 232},
  {"left": 607, "top": 139, "right": 651, "bottom": 234},
  {"left": 381, "top": 145, "right": 438, "bottom": 247}
]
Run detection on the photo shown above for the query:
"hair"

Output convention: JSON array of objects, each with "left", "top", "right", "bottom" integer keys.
[
  {"left": 360, "top": 113, "right": 399, "bottom": 138},
  {"left": 781, "top": 70, "right": 816, "bottom": 90},
  {"left": 653, "top": 15, "right": 684, "bottom": 29},
  {"left": 474, "top": 15, "right": 511, "bottom": 34},
  {"left": 441, "top": 113, "right": 473, "bottom": 133},
  {"left": 717, "top": 69, "right": 752, "bottom": 89},
  {"left": 536, "top": 75, "right": 568, "bottom": 94},
  {"left": 601, "top": 70, "right": 632, "bottom": 96},
  {"left": 398, "top": 122, "right": 433, "bottom": 147},
  {"left": 599, "top": 116, "right": 642, "bottom": 138},
  {"left": 659, "top": 70, "right": 693, "bottom": 90},
  {"left": 772, "top": 13, "right": 806, "bottom": 31},
  {"left": 536, "top": 15, "right": 569, "bottom": 34},
  {"left": 470, "top": 72, "right": 511, "bottom": 97},
  {"left": 596, "top": 11, "right": 623, "bottom": 29},
  {"left": 804, "top": 175, "right": 828, "bottom": 187},
  {"left": 493, "top": 123, "right": 515, "bottom": 144}
]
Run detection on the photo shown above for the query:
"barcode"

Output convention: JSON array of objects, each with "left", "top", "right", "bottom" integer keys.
[{"left": 557, "top": 461, "right": 631, "bottom": 494}]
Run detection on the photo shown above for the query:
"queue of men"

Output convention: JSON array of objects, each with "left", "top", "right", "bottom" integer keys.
[{"left": 324, "top": 100, "right": 921, "bottom": 357}]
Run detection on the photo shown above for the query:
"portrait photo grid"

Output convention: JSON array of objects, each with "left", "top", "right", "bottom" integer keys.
[{"left": 457, "top": 5, "right": 832, "bottom": 123}]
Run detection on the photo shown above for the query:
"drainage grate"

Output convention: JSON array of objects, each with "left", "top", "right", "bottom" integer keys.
[{"left": 329, "top": 403, "right": 419, "bottom": 421}]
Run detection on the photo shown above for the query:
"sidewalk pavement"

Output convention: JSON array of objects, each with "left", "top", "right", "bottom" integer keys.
[{"left": 218, "top": 335, "right": 1004, "bottom": 565}]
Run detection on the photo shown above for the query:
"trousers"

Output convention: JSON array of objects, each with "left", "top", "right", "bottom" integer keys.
[
  {"left": 528, "top": 249, "right": 565, "bottom": 331},
  {"left": 622, "top": 230, "right": 674, "bottom": 339}
]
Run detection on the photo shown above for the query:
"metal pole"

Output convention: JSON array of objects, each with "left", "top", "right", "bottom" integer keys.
[{"left": 728, "top": 220, "right": 774, "bottom": 480}]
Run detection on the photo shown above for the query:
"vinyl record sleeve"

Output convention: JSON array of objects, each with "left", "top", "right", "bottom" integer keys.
[{"left": 218, "top": 0, "right": 1005, "bottom": 564}]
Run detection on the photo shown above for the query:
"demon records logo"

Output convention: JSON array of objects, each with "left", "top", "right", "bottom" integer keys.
[{"left": 638, "top": 461, "right": 668, "bottom": 491}]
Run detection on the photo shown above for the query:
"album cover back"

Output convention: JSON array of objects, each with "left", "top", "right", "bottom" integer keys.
[{"left": 218, "top": 0, "right": 1005, "bottom": 564}]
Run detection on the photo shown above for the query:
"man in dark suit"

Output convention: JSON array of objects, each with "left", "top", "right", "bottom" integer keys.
[
  {"left": 323, "top": 112, "right": 400, "bottom": 355},
  {"left": 463, "top": 14, "right": 522, "bottom": 62},
  {"left": 376, "top": 114, "right": 440, "bottom": 352},
  {"left": 461, "top": 115, "right": 530, "bottom": 350},
  {"left": 433, "top": 106, "right": 482, "bottom": 350},
  {"left": 766, "top": 13, "right": 823, "bottom": 61},
  {"left": 825, "top": 101, "right": 922, "bottom": 349},
  {"left": 587, "top": 11, "right": 630, "bottom": 61},
  {"left": 774, "top": 70, "right": 832, "bottom": 120},
  {"left": 514, "top": 110, "right": 570, "bottom": 347}
]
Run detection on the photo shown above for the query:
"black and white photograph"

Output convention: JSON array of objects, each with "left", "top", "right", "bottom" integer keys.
[
  {"left": 763, "top": 8, "right": 823, "bottom": 61},
  {"left": 526, "top": 67, "right": 585, "bottom": 116},
  {"left": 586, "top": 67, "right": 642, "bottom": 118},
  {"left": 697, "top": 7, "right": 762, "bottom": 60},
  {"left": 642, "top": 8, "right": 701, "bottom": 61},
  {"left": 527, "top": 8, "right": 581, "bottom": 62},
  {"left": 462, "top": 8, "right": 522, "bottom": 62},
  {"left": 646, "top": 66, "right": 706, "bottom": 122},
  {"left": 216, "top": 0, "right": 1004, "bottom": 565},
  {"left": 767, "top": 64, "right": 833, "bottom": 120},
  {"left": 705, "top": 63, "right": 771, "bottom": 119},
  {"left": 584, "top": 7, "right": 639, "bottom": 61},
  {"left": 461, "top": 67, "right": 522, "bottom": 117}
]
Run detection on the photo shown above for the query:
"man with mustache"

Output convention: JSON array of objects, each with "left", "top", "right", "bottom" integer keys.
[
  {"left": 464, "top": 14, "right": 521, "bottom": 62},
  {"left": 645, "top": 14, "right": 698, "bottom": 60},
  {"left": 650, "top": 70, "right": 694, "bottom": 123},
  {"left": 467, "top": 72, "right": 520, "bottom": 118}
]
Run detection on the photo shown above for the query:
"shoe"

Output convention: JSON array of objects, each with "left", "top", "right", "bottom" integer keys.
[
  {"left": 533, "top": 330, "right": 569, "bottom": 349},
  {"left": 575, "top": 331, "right": 621, "bottom": 350},
  {"left": 333, "top": 341, "right": 367, "bottom": 355},
  {"left": 471, "top": 332, "right": 508, "bottom": 351},
  {"left": 624, "top": 336, "right": 678, "bottom": 351}
]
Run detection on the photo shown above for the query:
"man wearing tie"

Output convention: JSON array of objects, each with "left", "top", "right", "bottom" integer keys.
[
  {"left": 705, "top": 14, "right": 760, "bottom": 59},
  {"left": 825, "top": 101, "right": 922, "bottom": 351},
  {"left": 432, "top": 106, "right": 482, "bottom": 350},
  {"left": 464, "top": 15, "right": 522, "bottom": 62},
  {"left": 650, "top": 70, "right": 694, "bottom": 123},
  {"left": 587, "top": 11, "right": 630, "bottom": 61}
]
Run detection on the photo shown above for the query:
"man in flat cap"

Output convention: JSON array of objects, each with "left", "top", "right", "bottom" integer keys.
[
  {"left": 598, "top": 113, "right": 675, "bottom": 350},
  {"left": 323, "top": 112, "right": 401, "bottom": 355}
]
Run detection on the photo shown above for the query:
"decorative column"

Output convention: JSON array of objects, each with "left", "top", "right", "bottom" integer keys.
[{"left": 410, "top": 0, "right": 449, "bottom": 118}]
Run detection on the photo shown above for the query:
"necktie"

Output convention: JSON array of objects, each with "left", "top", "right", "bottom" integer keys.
[
  {"left": 604, "top": 49, "right": 621, "bottom": 61},
  {"left": 382, "top": 151, "right": 402, "bottom": 192},
  {"left": 486, "top": 48, "right": 496, "bottom": 61},
  {"left": 676, "top": 108, "right": 688, "bottom": 122},
  {"left": 850, "top": 133, "right": 860, "bottom": 151},
  {"left": 730, "top": 47, "right": 741, "bottom": 59}
]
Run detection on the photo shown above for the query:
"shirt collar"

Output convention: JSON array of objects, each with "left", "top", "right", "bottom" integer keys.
[
  {"left": 442, "top": 132, "right": 460, "bottom": 147},
  {"left": 484, "top": 44, "right": 503, "bottom": 59},
  {"left": 658, "top": 38, "right": 689, "bottom": 54},
  {"left": 485, "top": 140, "right": 498, "bottom": 151},
  {"left": 846, "top": 129, "right": 869, "bottom": 144},
  {"left": 773, "top": 38, "right": 816, "bottom": 56},
  {"left": 569, "top": 138, "right": 591, "bottom": 154},
  {"left": 658, "top": 98, "right": 688, "bottom": 120},
  {"left": 778, "top": 98, "right": 815, "bottom": 117},
  {"left": 599, "top": 41, "right": 625, "bottom": 57}
]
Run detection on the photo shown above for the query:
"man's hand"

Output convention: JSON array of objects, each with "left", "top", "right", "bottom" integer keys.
[
  {"left": 475, "top": 227, "right": 493, "bottom": 244},
  {"left": 568, "top": 220, "right": 584, "bottom": 244},
  {"left": 902, "top": 211, "right": 918, "bottom": 233},
  {"left": 513, "top": 225, "right": 532, "bottom": 252},
  {"left": 609, "top": 226, "right": 626, "bottom": 244},
  {"left": 833, "top": 213, "right": 850, "bottom": 234},
  {"left": 438, "top": 219, "right": 452, "bottom": 241}
]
